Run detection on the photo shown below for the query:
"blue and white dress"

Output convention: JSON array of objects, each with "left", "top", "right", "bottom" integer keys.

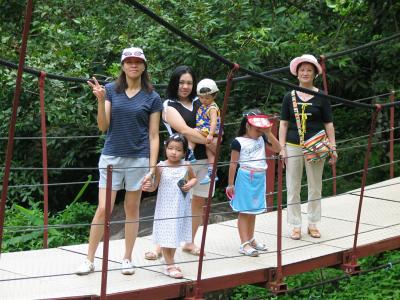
[
  {"left": 230, "top": 136, "right": 269, "bottom": 214},
  {"left": 152, "top": 161, "right": 192, "bottom": 248}
]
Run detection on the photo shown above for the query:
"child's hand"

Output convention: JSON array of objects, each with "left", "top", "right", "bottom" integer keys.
[
  {"left": 142, "top": 172, "right": 156, "bottom": 192},
  {"left": 225, "top": 185, "right": 235, "bottom": 200},
  {"left": 181, "top": 176, "right": 197, "bottom": 192},
  {"left": 142, "top": 172, "right": 154, "bottom": 187},
  {"left": 181, "top": 181, "right": 193, "bottom": 192},
  {"left": 142, "top": 181, "right": 155, "bottom": 192},
  {"left": 206, "top": 134, "right": 213, "bottom": 144},
  {"left": 262, "top": 126, "right": 272, "bottom": 135}
]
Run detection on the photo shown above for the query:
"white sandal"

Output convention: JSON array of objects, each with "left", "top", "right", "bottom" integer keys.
[
  {"left": 239, "top": 241, "right": 259, "bottom": 257},
  {"left": 249, "top": 237, "right": 268, "bottom": 251}
]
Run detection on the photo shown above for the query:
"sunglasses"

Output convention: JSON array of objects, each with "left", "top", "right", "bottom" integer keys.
[
  {"left": 164, "top": 133, "right": 187, "bottom": 145},
  {"left": 170, "top": 133, "right": 185, "bottom": 140},
  {"left": 123, "top": 51, "right": 144, "bottom": 56},
  {"left": 242, "top": 111, "right": 258, "bottom": 117}
]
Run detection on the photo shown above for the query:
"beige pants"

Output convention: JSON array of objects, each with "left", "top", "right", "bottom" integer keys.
[{"left": 285, "top": 144, "right": 325, "bottom": 228}]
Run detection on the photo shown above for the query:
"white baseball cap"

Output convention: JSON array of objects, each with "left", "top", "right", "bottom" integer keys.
[
  {"left": 120, "top": 47, "right": 146, "bottom": 63},
  {"left": 197, "top": 78, "right": 219, "bottom": 95}
]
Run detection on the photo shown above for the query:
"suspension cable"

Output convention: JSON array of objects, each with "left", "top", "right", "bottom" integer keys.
[
  {"left": 4, "top": 168, "right": 400, "bottom": 233},
  {"left": 124, "top": 0, "right": 400, "bottom": 109}
]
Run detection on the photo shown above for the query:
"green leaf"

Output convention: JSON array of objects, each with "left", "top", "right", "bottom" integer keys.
[{"left": 275, "top": 7, "right": 287, "bottom": 14}]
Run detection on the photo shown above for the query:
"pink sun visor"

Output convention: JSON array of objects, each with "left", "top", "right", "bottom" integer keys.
[{"left": 247, "top": 115, "right": 273, "bottom": 128}]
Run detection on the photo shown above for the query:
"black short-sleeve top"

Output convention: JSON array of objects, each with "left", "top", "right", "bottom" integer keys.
[{"left": 280, "top": 91, "right": 333, "bottom": 145}]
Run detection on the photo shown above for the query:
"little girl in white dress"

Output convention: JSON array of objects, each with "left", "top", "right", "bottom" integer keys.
[{"left": 146, "top": 133, "right": 197, "bottom": 279}]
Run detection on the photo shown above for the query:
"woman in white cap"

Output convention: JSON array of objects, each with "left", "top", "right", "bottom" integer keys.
[
  {"left": 76, "top": 47, "right": 162, "bottom": 275},
  {"left": 279, "top": 54, "right": 337, "bottom": 240}
]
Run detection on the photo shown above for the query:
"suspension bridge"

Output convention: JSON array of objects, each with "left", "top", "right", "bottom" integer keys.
[
  {"left": 1, "top": 176, "right": 399, "bottom": 299},
  {"left": 0, "top": 0, "right": 399, "bottom": 299}
]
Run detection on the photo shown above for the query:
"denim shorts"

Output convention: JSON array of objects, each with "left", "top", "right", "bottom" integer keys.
[{"left": 98, "top": 154, "right": 149, "bottom": 191}]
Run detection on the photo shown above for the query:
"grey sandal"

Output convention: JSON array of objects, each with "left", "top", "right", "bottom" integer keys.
[
  {"left": 239, "top": 241, "right": 259, "bottom": 257},
  {"left": 249, "top": 237, "right": 268, "bottom": 251}
]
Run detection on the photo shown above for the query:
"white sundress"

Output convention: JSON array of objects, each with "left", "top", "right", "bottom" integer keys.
[{"left": 152, "top": 161, "right": 192, "bottom": 248}]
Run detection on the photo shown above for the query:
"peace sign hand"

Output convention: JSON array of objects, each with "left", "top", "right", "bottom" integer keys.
[{"left": 87, "top": 77, "right": 106, "bottom": 101}]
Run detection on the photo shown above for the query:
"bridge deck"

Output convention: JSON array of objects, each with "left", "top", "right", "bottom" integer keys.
[{"left": 1, "top": 177, "right": 399, "bottom": 299}]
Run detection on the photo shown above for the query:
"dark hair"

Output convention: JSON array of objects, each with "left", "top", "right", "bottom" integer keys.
[
  {"left": 296, "top": 62, "right": 318, "bottom": 76},
  {"left": 237, "top": 108, "right": 263, "bottom": 137},
  {"left": 198, "top": 89, "right": 218, "bottom": 97},
  {"left": 115, "top": 61, "right": 153, "bottom": 93},
  {"left": 166, "top": 65, "right": 197, "bottom": 101},
  {"left": 164, "top": 133, "right": 188, "bottom": 157}
]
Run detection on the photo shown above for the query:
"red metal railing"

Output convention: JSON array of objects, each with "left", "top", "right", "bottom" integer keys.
[
  {"left": 0, "top": 0, "right": 34, "bottom": 254},
  {"left": 100, "top": 165, "right": 113, "bottom": 300},
  {"left": 38, "top": 71, "right": 49, "bottom": 248},
  {"left": 342, "top": 106, "right": 382, "bottom": 273},
  {"left": 268, "top": 158, "right": 287, "bottom": 293},
  {"left": 186, "top": 64, "right": 239, "bottom": 300},
  {"left": 389, "top": 91, "right": 395, "bottom": 179},
  {"left": 266, "top": 115, "right": 279, "bottom": 212},
  {"left": 0, "top": 1, "right": 398, "bottom": 298},
  {"left": 320, "top": 55, "right": 337, "bottom": 196}
]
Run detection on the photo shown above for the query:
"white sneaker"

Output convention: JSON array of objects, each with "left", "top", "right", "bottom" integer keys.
[
  {"left": 121, "top": 259, "right": 135, "bottom": 275},
  {"left": 76, "top": 259, "right": 95, "bottom": 275}
]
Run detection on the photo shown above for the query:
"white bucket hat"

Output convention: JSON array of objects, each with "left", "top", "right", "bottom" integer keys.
[{"left": 289, "top": 54, "right": 322, "bottom": 76}]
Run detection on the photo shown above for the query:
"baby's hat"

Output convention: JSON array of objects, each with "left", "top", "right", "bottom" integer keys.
[{"left": 197, "top": 78, "right": 219, "bottom": 95}]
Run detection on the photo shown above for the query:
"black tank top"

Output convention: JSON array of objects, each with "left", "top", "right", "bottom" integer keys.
[{"left": 163, "top": 98, "right": 207, "bottom": 160}]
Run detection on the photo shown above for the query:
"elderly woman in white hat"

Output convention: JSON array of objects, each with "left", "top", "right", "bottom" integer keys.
[
  {"left": 279, "top": 54, "right": 337, "bottom": 240},
  {"left": 76, "top": 47, "right": 162, "bottom": 275}
]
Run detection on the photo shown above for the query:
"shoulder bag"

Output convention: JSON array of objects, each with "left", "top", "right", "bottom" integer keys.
[{"left": 291, "top": 90, "right": 332, "bottom": 163}]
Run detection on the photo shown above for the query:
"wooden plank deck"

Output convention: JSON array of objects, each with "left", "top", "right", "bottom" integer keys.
[{"left": 0, "top": 177, "right": 399, "bottom": 299}]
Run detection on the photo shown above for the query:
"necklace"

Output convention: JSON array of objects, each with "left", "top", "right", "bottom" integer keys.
[{"left": 297, "top": 87, "right": 317, "bottom": 102}]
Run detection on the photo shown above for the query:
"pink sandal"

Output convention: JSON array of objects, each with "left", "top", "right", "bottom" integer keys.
[
  {"left": 164, "top": 265, "right": 183, "bottom": 279},
  {"left": 144, "top": 251, "right": 162, "bottom": 260},
  {"left": 182, "top": 246, "right": 203, "bottom": 256}
]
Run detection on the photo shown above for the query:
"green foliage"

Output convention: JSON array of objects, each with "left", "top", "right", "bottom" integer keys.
[
  {"left": 3, "top": 200, "right": 96, "bottom": 252},
  {"left": 230, "top": 250, "right": 400, "bottom": 299},
  {"left": 0, "top": 1, "right": 399, "bottom": 298},
  {"left": 3, "top": 177, "right": 96, "bottom": 252},
  {"left": 1, "top": 0, "right": 399, "bottom": 208}
]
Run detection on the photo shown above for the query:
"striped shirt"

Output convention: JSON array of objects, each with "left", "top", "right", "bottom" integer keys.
[{"left": 102, "top": 82, "right": 162, "bottom": 157}]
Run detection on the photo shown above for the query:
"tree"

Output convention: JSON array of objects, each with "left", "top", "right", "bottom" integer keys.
[{"left": 0, "top": 0, "right": 398, "bottom": 209}]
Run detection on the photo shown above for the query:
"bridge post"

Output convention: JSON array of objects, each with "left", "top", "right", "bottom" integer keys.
[
  {"left": 320, "top": 55, "right": 337, "bottom": 196},
  {"left": 268, "top": 269, "right": 287, "bottom": 295},
  {"left": 187, "top": 64, "right": 239, "bottom": 300},
  {"left": 184, "top": 290, "right": 204, "bottom": 300},
  {"left": 341, "top": 106, "right": 381, "bottom": 275},
  {"left": 38, "top": 71, "right": 49, "bottom": 249},
  {"left": 341, "top": 251, "right": 361, "bottom": 274},
  {"left": 184, "top": 282, "right": 204, "bottom": 300},
  {"left": 0, "top": 0, "right": 34, "bottom": 254},
  {"left": 100, "top": 165, "right": 113, "bottom": 300},
  {"left": 267, "top": 158, "right": 287, "bottom": 294},
  {"left": 266, "top": 114, "right": 279, "bottom": 212},
  {"left": 389, "top": 91, "right": 395, "bottom": 178}
]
